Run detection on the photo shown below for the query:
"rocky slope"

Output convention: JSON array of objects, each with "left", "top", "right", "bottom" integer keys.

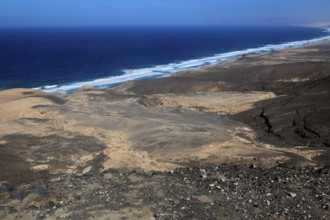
[
  {"left": 1, "top": 41, "right": 330, "bottom": 219},
  {"left": 1, "top": 164, "right": 330, "bottom": 219}
]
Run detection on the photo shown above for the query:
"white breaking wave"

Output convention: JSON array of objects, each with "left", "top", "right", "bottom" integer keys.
[{"left": 37, "top": 33, "right": 330, "bottom": 94}]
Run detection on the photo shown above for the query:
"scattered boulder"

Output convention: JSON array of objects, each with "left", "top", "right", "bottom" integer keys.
[
  {"left": 103, "top": 173, "right": 118, "bottom": 182},
  {"left": 128, "top": 173, "right": 144, "bottom": 183},
  {"left": 10, "top": 189, "right": 28, "bottom": 201},
  {"left": 58, "top": 173, "right": 80, "bottom": 181},
  {"left": 28, "top": 205, "right": 39, "bottom": 211},
  {"left": 0, "top": 181, "right": 13, "bottom": 192},
  {"left": 1, "top": 164, "right": 330, "bottom": 219},
  {"left": 316, "top": 166, "right": 330, "bottom": 174},
  {"left": 7, "top": 206, "right": 18, "bottom": 214},
  {"left": 34, "top": 183, "right": 48, "bottom": 197},
  {"left": 100, "top": 167, "right": 121, "bottom": 176},
  {"left": 200, "top": 169, "right": 208, "bottom": 179},
  {"left": 83, "top": 166, "right": 94, "bottom": 175},
  {"left": 288, "top": 192, "right": 297, "bottom": 198}
]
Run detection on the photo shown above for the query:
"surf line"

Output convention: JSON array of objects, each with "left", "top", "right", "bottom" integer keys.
[{"left": 37, "top": 33, "right": 330, "bottom": 94}]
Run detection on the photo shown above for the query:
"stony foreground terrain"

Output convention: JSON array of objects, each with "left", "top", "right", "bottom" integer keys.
[
  {"left": 1, "top": 41, "right": 330, "bottom": 219},
  {"left": 1, "top": 164, "right": 330, "bottom": 219}
]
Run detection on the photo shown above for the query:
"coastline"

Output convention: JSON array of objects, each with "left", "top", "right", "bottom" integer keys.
[
  {"left": 35, "top": 29, "right": 330, "bottom": 94},
  {"left": 1, "top": 34, "right": 330, "bottom": 218},
  {"left": 1, "top": 38, "right": 330, "bottom": 171}
]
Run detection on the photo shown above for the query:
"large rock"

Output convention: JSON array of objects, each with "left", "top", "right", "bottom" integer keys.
[
  {"left": 10, "top": 189, "right": 28, "bottom": 201},
  {"left": 34, "top": 183, "right": 48, "bottom": 197},
  {"left": 83, "top": 166, "right": 94, "bottom": 175},
  {"left": 0, "top": 181, "right": 13, "bottom": 192}
]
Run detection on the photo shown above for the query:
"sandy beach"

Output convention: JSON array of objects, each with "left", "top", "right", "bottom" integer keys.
[{"left": 1, "top": 40, "right": 330, "bottom": 219}]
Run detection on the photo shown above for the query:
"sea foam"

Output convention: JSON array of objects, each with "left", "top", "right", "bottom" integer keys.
[{"left": 37, "top": 34, "right": 330, "bottom": 94}]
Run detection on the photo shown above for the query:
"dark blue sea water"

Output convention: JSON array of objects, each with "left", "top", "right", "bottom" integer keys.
[{"left": 0, "top": 26, "right": 329, "bottom": 93}]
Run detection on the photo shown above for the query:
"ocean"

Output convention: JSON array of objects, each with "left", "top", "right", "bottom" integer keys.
[{"left": 0, "top": 26, "right": 329, "bottom": 93}]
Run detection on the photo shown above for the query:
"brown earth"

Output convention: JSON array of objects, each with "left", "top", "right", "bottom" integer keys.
[{"left": 1, "top": 40, "right": 330, "bottom": 219}]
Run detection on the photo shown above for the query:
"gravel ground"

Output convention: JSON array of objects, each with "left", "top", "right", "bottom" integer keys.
[{"left": 1, "top": 163, "right": 329, "bottom": 220}]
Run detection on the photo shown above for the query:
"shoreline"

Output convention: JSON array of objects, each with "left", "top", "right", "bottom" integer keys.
[
  {"left": 0, "top": 30, "right": 330, "bottom": 219},
  {"left": 1, "top": 37, "right": 329, "bottom": 174},
  {"left": 1, "top": 29, "right": 330, "bottom": 219},
  {"left": 31, "top": 30, "right": 330, "bottom": 94}
]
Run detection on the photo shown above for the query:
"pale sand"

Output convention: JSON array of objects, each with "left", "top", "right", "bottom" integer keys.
[
  {"left": 1, "top": 41, "right": 330, "bottom": 183},
  {"left": 0, "top": 88, "right": 322, "bottom": 181}
]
